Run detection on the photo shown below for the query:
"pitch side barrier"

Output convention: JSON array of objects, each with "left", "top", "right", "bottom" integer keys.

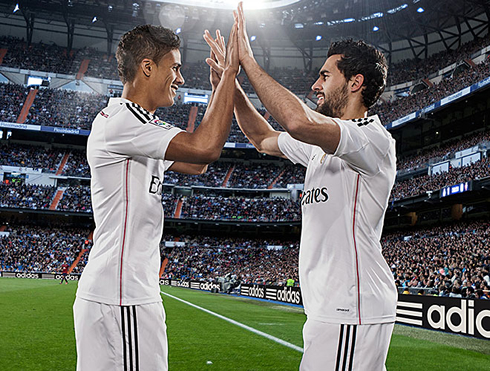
[
  {"left": 1, "top": 271, "right": 80, "bottom": 281},
  {"left": 397, "top": 295, "right": 490, "bottom": 340}
]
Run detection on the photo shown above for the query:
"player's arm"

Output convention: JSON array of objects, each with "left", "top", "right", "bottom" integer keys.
[
  {"left": 167, "top": 162, "right": 208, "bottom": 175},
  {"left": 234, "top": 83, "right": 285, "bottom": 158},
  {"left": 235, "top": 3, "right": 340, "bottom": 154},
  {"left": 165, "top": 24, "right": 240, "bottom": 164},
  {"left": 204, "top": 28, "right": 284, "bottom": 158}
]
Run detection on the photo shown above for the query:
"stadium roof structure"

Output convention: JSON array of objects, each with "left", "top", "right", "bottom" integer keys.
[{"left": 0, "top": 0, "right": 489, "bottom": 69}]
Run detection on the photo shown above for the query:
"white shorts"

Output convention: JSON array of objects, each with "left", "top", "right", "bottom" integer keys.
[
  {"left": 300, "top": 319, "right": 394, "bottom": 371},
  {"left": 73, "top": 297, "right": 168, "bottom": 371}
]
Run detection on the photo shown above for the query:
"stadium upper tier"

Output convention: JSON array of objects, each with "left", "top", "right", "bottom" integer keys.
[{"left": 1, "top": 33, "right": 490, "bottom": 89}]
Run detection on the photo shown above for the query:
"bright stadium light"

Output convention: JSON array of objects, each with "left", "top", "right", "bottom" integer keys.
[
  {"left": 152, "top": 0, "right": 301, "bottom": 10},
  {"left": 373, "top": 26, "right": 379, "bottom": 32},
  {"left": 175, "top": 27, "right": 181, "bottom": 34},
  {"left": 294, "top": 23, "right": 304, "bottom": 29},
  {"left": 250, "top": 35, "right": 256, "bottom": 42},
  {"left": 314, "top": 21, "right": 324, "bottom": 26},
  {"left": 92, "top": 16, "right": 97, "bottom": 23},
  {"left": 417, "top": 7, "right": 425, "bottom": 13},
  {"left": 315, "top": 35, "right": 322, "bottom": 41},
  {"left": 13, "top": 3, "right": 19, "bottom": 13},
  {"left": 343, "top": 18, "right": 355, "bottom": 23}
]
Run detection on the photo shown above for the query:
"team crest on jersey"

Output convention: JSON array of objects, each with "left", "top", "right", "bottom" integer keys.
[
  {"left": 150, "top": 118, "right": 173, "bottom": 130},
  {"left": 99, "top": 111, "right": 109, "bottom": 118}
]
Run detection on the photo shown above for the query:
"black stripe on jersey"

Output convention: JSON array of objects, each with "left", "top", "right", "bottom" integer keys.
[
  {"left": 131, "top": 102, "right": 153, "bottom": 122},
  {"left": 121, "top": 307, "right": 128, "bottom": 371},
  {"left": 126, "top": 103, "right": 148, "bottom": 124},
  {"left": 356, "top": 118, "right": 375, "bottom": 127},
  {"left": 132, "top": 306, "right": 140, "bottom": 371}
]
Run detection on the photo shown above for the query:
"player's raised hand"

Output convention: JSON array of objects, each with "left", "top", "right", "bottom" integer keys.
[
  {"left": 225, "top": 21, "right": 240, "bottom": 75},
  {"left": 204, "top": 29, "right": 225, "bottom": 89},
  {"left": 234, "top": 2, "right": 254, "bottom": 64}
]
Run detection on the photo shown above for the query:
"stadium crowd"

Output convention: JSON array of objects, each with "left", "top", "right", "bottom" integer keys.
[
  {"left": 162, "top": 235, "right": 300, "bottom": 285},
  {"left": 0, "top": 143, "right": 63, "bottom": 172},
  {"left": 2, "top": 219, "right": 488, "bottom": 299},
  {"left": 0, "top": 224, "right": 90, "bottom": 274},
  {"left": 372, "top": 60, "right": 490, "bottom": 124},
  {"left": 384, "top": 220, "right": 490, "bottom": 298},
  {"left": 179, "top": 194, "right": 301, "bottom": 222},
  {"left": 0, "top": 183, "right": 55, "bottom": 209},
  {"left": 391, "top": 156, "right": 490, "bottom": 201}
]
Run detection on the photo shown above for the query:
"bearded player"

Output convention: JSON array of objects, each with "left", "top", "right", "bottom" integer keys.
[{"left": 206, "top": 3, "right": 397, "bottom": 369}]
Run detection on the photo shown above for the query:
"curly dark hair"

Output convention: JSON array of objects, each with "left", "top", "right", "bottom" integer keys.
[
  {"left": 116, "top": 25, "right": 180, "bottom": 84},
  {"left": 327, "top": 39, "right": 388, "bottom": 108}
]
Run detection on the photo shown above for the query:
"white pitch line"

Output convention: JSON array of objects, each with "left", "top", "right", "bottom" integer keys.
[{"left": 161, "top": 291, "right": 304, "bottom": 353}]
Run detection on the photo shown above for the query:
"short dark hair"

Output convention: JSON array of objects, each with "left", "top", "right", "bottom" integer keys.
[
  {"left": 116, "top": 25, "right": 180, "bottom": 84},
  {"left": 327, "top": 39, "right": 388, "bottom": 108}
]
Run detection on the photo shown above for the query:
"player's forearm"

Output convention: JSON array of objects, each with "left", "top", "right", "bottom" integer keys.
[
  {"left": 241, "top": 57, "right": 314, "bottom": 136},
  {"left": 193, "top": 69, "right": 236, "bottom": 160},
  {"left": 234, "top": 82, "right": 275, "bottom": 151}
]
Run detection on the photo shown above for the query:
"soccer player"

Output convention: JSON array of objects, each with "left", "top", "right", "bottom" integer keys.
[
  {"left": 74, "top": 24, "right": 239, "bottom": 371},
  {"left": 206, "top": 3, "right": 397, "bottom": 370},
  {"left": 60, "top": 262, "right": 69, "bottom": 284}
]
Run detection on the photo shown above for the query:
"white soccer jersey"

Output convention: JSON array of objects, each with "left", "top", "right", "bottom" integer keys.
[
  {"left": 278, "top": 115, "right": 397, "bottom": 325},
  {"left": 77, "top": 97, "right": 182, "bottom": 306}
]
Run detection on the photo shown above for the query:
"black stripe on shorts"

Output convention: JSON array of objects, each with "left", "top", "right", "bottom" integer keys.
[{"left": 335, "top": 324, "right": 358, "bottom": 371}]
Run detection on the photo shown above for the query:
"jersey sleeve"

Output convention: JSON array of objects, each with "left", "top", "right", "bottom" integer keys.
[
  {"left": 104, "top": 108, "right": 183, "bottom": 160},
  {"left": 333, "top": 117, "right": 393, "bottom": 177},
  {"left": 277, "top": 132, "right": 313, "bottom": 167}
]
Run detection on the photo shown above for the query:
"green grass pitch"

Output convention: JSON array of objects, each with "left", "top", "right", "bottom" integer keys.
[{"left": 1, "top": 278, "right": 489, "bottom": 370}]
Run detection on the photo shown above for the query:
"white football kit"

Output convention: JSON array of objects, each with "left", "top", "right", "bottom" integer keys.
[
  {"left": 277, "top": 115, "right": 397, "bottom": 370},
  {"left": 74, "top": 97, "right": 182, "bottom": 371}
]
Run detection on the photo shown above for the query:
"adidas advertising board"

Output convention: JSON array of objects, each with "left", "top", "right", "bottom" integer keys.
[
  {"left": 241, "top": 284, "right": 303, "bottom": 305},
  {"left": 396, "top": 295, "right": 490, "bottom": 340},
  {"left": 1, "top": 271, "right": 80, "bottom": 280},
  {"left": 159, "top": 279, "right": 219, "bottom": 291}
]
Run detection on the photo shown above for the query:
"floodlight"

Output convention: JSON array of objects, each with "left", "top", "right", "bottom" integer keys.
[
  {"left": 92, "top": 16, "right": 97, "bottom": 23},
  {"left": 417, "top": 7, "right": 424, "bottom": 13},
  {"left": 315, "top": 35, "right": 322, "bottom": 41},
  {"left": 373, "top": 26, "right": 379, "bottom": 31},
  {"left": 13, "top": 3, "right": 19, "bottom": 13},
  {"left": 175, "top": 27, "right": 181, "bottom": 34},
  {"left": 250, "top": 35, "right": 256, "bottom": 42}
]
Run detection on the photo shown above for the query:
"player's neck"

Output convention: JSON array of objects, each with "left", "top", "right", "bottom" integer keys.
[
  {"left": 339, "top": 101, "right": 368, "bottom": 121},
  {"left": 122, "top": 85, "right": 157, "bottom": 114}
]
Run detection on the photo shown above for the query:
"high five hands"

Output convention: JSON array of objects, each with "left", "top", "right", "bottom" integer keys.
[{"left": 203, "top": 2, "right": 254, "bottom": 85}]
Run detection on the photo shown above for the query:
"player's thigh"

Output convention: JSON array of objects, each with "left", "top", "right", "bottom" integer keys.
[
  {"left": 300, "top": 319, "right": 394, "bottom": 371},
  {"left": 74, "top": 298, "right": 168, "bottom": 371}
]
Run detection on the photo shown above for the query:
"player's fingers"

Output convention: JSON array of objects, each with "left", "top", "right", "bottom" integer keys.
[
  {"left": 204, "top": 32, "right": 223, "bottom": 59},
  {"left": 206, "top": 58, "right": 223, "bottom": 75}
]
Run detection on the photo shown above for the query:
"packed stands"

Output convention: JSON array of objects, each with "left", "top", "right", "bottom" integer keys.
[
  {"left": 383, "top": 220, "right": 490, "bottom": 297},
  {"left": 0, "top": 183, "right": 55, "bottom": 209},
  {"left": 0, "top": 143, "right": 63, "bottom": 172},
  {"left": 373, "top": 61, "right": 490, "bottom": 125},
  {"left": 162, "top": 235, "right": 300, "bottom": 285},
  {"left": 0, "top": 224, "right": 90, "bottom": 274},
  {"left": 57, "top": 186, "right": 92, "bottom": 213},
  {"left": 179, "top": 194, "right": 301, "bottom": 222}
]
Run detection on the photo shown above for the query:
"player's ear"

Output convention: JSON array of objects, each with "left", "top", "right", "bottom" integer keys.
[
  {"left": 140, "top": 59, "right": 153, "bottom": 78},
  {"left": 350, "top": 74, "right": 364, "bottom": 93}
]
